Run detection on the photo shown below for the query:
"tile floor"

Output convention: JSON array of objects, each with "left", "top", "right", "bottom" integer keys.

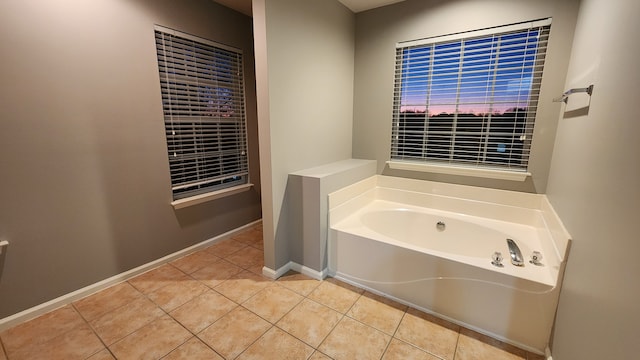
[{"left": 0, "top": 224, "right": 545, "bottom": 360}]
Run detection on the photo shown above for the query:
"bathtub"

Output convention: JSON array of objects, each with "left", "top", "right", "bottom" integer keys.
[{"left": 327, "top": 175, "right": 571, "bottom": 354}]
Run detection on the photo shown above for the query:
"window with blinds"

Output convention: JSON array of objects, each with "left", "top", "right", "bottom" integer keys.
[
  {"left": 391, "top": 19, "right": 551, "bottom": 173},
  {"left": 154, "top": 26, "right": 249, "bottom": 200}
]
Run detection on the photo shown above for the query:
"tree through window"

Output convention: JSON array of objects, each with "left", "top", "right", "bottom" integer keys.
[{"left": 154, "top": 26, "right": 249, "bottom": 200}]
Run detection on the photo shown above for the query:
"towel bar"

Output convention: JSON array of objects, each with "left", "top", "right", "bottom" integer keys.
[
  {"left": 553, "top": 84, "right": 594, "bottom": 103},
  {"left": 0, "top": 240, "right": 8, "bottom": 255}
]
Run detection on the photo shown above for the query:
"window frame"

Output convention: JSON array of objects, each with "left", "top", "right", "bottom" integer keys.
[
  {"left": 389, "top": 19, "right": 552, "bottom": 181},
  {"left": 154, "top": 25, "right": 251, "bottom": 205}
]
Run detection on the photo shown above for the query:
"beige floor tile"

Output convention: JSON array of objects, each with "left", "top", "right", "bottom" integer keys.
[
  {"left": 249, "top": 239, "right": 264, "bottom": 250},
  {"left": 318, "top": 316, "right": 391, "bottom": 360},
  {"left": 73, "top": 282, "right": 143, "bottom": 321},
  {"left": 191, "top": 259, "right": 244, "bottom": 289},
  {"left": 109, "top": 315, "right": 191, "bottom": 360},
  {"left": 245, "top": 262, "right": 267, "bottom": 276},
  {"left": 276, "top": 298, "right": 342, "bottom": 348},
  {"left": 237, "top": 326, "right": 314, "bottom": 360},
  {"left": 147, "top": 274, "right": 209, "bottom": 311},
  {"left": 164, "top": 337, "right": 223, "bottom": 360},
  {"left": 0, "top": 341, "right": 6, "bottom": 360},
  {"left": 243, "top": 284, "right": 304, "bottom": 323},
  {"left": 455, "top": 328, "right": 527, "bottom": 360},
  {"left": 308, "top": 278, "right": 363, "bottom": 313},
  {"left": 250, "top": 230, "right": 264, "bottom": 249},
  {"left": 395, "top": 308, "right": 460, "bottom": 360},
  {"left": 7, "top": 322, "right": 104, "bottom": 360},
  {"left": 214, "top": 270, "right": 272, "bottom": 303},
  {"left": 308, "top": 351, "right": 333, "bottom": 360},
  {"left": 237, "top": 236, "right": 263, "bottom": 250},
  {"left": 225, "top": 246, "right": 264, "bottom": 269},
  {"left": 232, "top": 229, "right": 262, "bottom": 246},
  {"left": 170, "top": 290, "right": 237, "bottom": 333},
  {"left": 382, "top": 338, "right": 440, "bottom": 360},
  {"left": 89, "top": 296, "right": 164, "bottom": 345},
  {"left": 277, "top": 271, "right": 322, "bottom": 296},
  {"left": 206, "top": 239, "right": 248, "bottom": 257},
  {"left": 347, "top": 291, "right": 407, "bottom": 335},
  {"left": 87, "top": 348, "right": 116, "bottom": 360},
  {"left": 170, "top": 250, "right": 221, "bottom": 274},
  {"left": 0, "top": 305, "right": 86, "bottom": 355},
  {"left": 127, "top": 264, "right": 186, "bottom": 295},
  {"left": 198, "top": 307, "right": 271, "bottom": 360}
]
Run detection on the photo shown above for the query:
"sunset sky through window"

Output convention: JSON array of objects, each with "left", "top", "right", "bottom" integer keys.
[{"left": 399, "top": 29, "right": 540, "bottom": 116}]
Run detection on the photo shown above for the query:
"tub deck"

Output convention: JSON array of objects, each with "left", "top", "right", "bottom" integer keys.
[{"left": 332, "top": 199, "right": 557, "bottom": 287}]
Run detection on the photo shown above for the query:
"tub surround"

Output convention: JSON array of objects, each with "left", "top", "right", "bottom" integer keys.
[
  {"left": 327, "top": 175, "right": 571, "bottom": 354},
  {"left": 271, "top": 159, "right": 376, "bottom": 280}
]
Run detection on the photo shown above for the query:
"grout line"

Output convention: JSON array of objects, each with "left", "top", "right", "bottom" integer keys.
[
  {"left": 70, "top": 303, "right": 107, "bottom": 358},
  {"left": 157, "top": 317, "right": 199, "bottom": 359},
  {"left": 192, "top": 334, "right": 226, "bottom": 360},
  {"left": 317, "top": 312, "right": 345, "bottom": 352},
  {"left": 240, "top": 282, "right": 305, "bottom": 324},
  {"left": 379, "top": 310, "right": 407, "bottom": 359},
  {"left": 234, "top": 324, "right": 274, "bottom": 359},
  {"left": 0, "top": 335, "right": 8, "bottom": 360}
]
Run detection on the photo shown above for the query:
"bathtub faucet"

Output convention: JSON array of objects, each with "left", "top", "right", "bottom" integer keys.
[{"left": 506, "top": 239, "right": 524, "bottom": 267}]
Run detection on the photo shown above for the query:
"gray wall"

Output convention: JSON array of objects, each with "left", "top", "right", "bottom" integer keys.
[
  {"left": 547, "top": 0, "right": 640, "bottom": 358},
  {"left": 0, "top": 0, "right": 261, "bottom": 318},
  {"left": 352, "top": 0, "right": 580, "bottom": 193},
  {"left": 253, "top": 0, "right": 355, "bottom": 271}
]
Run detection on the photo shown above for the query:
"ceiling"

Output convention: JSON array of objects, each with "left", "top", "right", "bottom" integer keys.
[
  {"left": 338, "top": 0, "right": 405, "bottom": 13},
  {"left": 212, "top": 0, "right": 406, "bottom": 16}
]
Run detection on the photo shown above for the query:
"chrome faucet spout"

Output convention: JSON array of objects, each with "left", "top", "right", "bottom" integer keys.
[{"left": 506, "top": 238, "right": 524, "bottom": 267}]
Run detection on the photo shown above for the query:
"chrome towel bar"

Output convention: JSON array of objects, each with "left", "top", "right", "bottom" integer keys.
[
  {"left": 0, "top": 240, "right": 8, "bottom": 255},
  {"left": 553, "top": 84, "right": 594, "bottom": 103}
]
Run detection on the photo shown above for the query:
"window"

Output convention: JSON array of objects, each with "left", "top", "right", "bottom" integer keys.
[
  {"left": 154, "top": 26, "right": 249, "bottom": 201},
  {"left": 391, "top": 19, "right": 551, "bottom": 175}
]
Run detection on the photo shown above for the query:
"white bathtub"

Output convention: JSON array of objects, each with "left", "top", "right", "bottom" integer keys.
[{"left": 328, "top": 175, "right": 571, "bottom": 354}]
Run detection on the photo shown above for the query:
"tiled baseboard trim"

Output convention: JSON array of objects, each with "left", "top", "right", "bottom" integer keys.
[{"left": 0, "top": 220, "right": 261, "bottom": 332}]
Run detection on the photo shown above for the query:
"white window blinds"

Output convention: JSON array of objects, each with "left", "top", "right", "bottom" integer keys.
[
  {"left": 154, "top": 26, "right": 249, "bottom": 200},
  {"left": 391, "top": 19, "right": 551, "bottom": 172}
]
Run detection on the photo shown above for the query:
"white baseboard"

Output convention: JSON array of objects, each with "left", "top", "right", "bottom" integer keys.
[
  {"left": 545, "top": 346, "right": 553, "bottom": 360},
  {"left": 289, "top": 263, "right": 328, "bottom": 280},
  {"left": 262, "top": 261, "right": 328, "bottom": 281},
  {"left": 262, "top": 262, "right": 292, "bottom": 279},
  {"left": 0, "top": 220, "right": 261, "bottom": 332}
]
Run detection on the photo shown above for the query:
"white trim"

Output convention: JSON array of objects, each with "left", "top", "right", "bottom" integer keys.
[
  {"left": 545, "top": 347, "right": 553, "bottom": 360},
  {"left": 289, "top": 263, "right": 329, "bottom": 281},
  {"left": 171, "top": 183, "right": 253, "bottom": 209},
  {"left": 262, "top": 262, "right": 329, "bottom": 281},
  {"left": 398, "top": 18, "right": 552, "bottom": 48},
  {"left": 387, "top": 161, "right": 530, "bottom": 181},
  {"left": 153, "top": 24, "right": 243, "bottom": 54},
  {"left": 261, "top": 262, "right": 292, "bottom": 280},
  {"left": 0, "top": 220, "right": 261, "bottom": 332}
]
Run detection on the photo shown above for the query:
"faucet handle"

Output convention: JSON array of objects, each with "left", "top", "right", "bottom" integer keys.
[
  {"left": 491, "top": 251, "right": 504, "bottom": 267},
  {"left": 529, "top": 251, "right": 544, "bottom": 266}
]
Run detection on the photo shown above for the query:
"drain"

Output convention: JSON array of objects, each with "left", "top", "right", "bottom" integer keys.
[{"left": 436, "top": 221, "right": 446, "bottom": 231}]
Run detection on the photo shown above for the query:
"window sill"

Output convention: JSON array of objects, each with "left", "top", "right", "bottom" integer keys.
[
  {"left": 171, "top": 183, "right": 254, "bottom": 210},
  {"left": 386, "top": 161, "right": 530, "bottom": 182}
]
